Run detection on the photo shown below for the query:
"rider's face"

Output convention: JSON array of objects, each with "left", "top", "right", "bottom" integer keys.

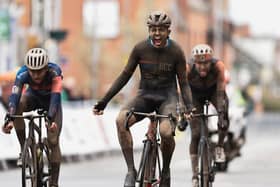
[
  {"left": 148, "top": 26, "right": 170, "bottom": 48},
  {"left": 194, "top": 60, "right": 211, "bottom": 77},
  {"left": 28, "top": 67, "right": 48, "bottom": 84}
]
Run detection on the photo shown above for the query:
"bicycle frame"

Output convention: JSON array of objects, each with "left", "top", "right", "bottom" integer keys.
[
  {"left": 124, "top": 110, "right": 176, "bottom": 187},
  {"left": 192, "top": 100, "right": 218, "bottom": 187},
  {"left": 7, "top": 109, "right": 50, "bottom": 187}
]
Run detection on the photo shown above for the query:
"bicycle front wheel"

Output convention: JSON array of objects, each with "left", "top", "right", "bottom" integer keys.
[
  {"left": 143, "top": 141, "right": 161, "bottom": 187},
  {"left": 137, "top": 140, "right": 152, "bottom": 187},
  {"left": 22, "top": 138, "right": 37, "bottom": 187},
  {"left": 37, "top": 138, "right": 51, "bottom": 187},
  {"left": 198, "top": 141, "right": 211, "bottom": 187}
]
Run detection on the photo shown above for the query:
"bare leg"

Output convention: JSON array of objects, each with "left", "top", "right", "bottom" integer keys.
[
  {"left": 160, "top": 120, "right": 175, "bottom": 172},
  {"left": 116, "top": 110, "right": 137, "bottom": 187},
  {"left": 189, "top": 117, "right": 201, "bottom": 178},
  {"left": 47, "top": 107, "right": 62, "bottom": 186},
  {"left": 159, "top": 120, "right": 175, "bottom": 187},
  {"left": 13, "top": 97, "right": 27, "bottom": 151}
]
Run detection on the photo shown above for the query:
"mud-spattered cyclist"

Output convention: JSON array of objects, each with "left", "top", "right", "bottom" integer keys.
[
  {"left": 93, "top": 11, "right": 193, "bottom": 187},
  {"left": 184, "top": 44, "right": 230, "bottom": 187}
]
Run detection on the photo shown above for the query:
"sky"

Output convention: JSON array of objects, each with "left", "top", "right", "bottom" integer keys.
[{"left": 228, "top": 0, "right": 280, "bottom": 37}]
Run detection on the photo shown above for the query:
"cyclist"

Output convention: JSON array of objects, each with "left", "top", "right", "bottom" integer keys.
[
  {"left": 93, "top": 10, "right": 193, "bottom": 187},
  {"left": 186, "top": 44, "right": 229, "bottom": 187},
  {"left": 2, "top": 48, "right": 63, "bottom": 187}
]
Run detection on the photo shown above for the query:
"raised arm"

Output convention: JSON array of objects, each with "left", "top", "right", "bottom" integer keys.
[{"left": 93, "top": 46, "right": 139, "bottom": 113}]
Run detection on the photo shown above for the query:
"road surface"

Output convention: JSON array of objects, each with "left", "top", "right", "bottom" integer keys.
[{"left": 0, "top": 113, "right": 279, "bottom": 186}]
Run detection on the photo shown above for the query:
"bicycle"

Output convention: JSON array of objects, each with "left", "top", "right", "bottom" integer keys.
[
  {"left": 124, "top": 109, "right": 177, "bottom": 187},
  {"left": 191, "top": 100, "right": 219, "bottom": 187},
  {"left": 4, "top": 109, "right": 51, "bottom": 187}
]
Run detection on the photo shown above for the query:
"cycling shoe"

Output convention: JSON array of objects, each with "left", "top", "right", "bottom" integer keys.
[
  {"left": 124, "top": 169, "right": 137, "bottom": 187},
  {"left": 159, "top": 169, "right": 170, "bottom": 187}
]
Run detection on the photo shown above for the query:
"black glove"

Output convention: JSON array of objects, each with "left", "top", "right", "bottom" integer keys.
[
  {"left": 93, "top": 100, "right": 107, "bottom": 112},
  {"left": 177, "top": 118, "right": 188, "bottom": 131},
  {"left": 177, "top": 111, "right": 189, "bottom": 131},
  {"left": 4, "top": 113, "right": 12, "bottom": 125}
]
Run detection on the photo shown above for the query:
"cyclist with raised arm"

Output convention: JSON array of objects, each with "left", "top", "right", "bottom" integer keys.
[
  {"left": 186, "top": 44, "right": 229, "bottom": 187},
  {"left": 93, "top": 11, "right": 193, "bottom": 187},
  {"left": 2, "top": 48, "right": 63, "bottom": 187}
]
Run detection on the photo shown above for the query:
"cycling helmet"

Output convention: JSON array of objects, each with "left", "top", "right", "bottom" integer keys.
[
  {"left": 24, "top": 48, "right": 49, "bottom": 70},
  {"left": 191, "top": 44, "right": 213, "bottom": 62},
  {"left": 147, "top": 11, "right": 171, "bottom": 28}
]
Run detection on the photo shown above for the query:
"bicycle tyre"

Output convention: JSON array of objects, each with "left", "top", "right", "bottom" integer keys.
[
  {"left": 198, "top": 141, "right": 211, "bottom": 187},
  {"left": 37, "top": 139, "right": 50, "bottom": 187},
  {"left": 143, "top": 141, "right": 160, "bottom": 187},
  {"left": 137, "top": 140, "right": 152, "bottom": 187},
  {"left": 22, "top": 138, "right": 37, "bottom": 187}
]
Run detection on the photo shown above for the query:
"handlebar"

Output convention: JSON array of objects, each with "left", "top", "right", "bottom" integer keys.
[
  {"left": 191, "top": 113, "right": 219, "bottom": 118},
  {"left": 4, "top": 109, "right": 49, "bottom": 128},
  {"left": 132, "top": 111, "right": 170, "bottom": 119},
  {"left": 124, "top": 109, "right": 177, "bottom": 135},
  {"left": 188, "top": 100, "right": 218, "bottom": 119}
]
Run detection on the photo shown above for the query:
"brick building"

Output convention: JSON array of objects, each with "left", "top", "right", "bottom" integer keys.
[{"left": 16, "top": 0, "right": 233, "bottom": 101}]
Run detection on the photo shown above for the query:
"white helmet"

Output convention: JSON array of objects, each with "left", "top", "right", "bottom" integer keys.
[
  {"left": 24, "top": 48, "right": 49, "bottom": 70},
  {"left": 147, "top": 11, "right": 171, "bottom": 28},
  {"left": 191, "top": 44, "right": 213, "bottom": 62}
]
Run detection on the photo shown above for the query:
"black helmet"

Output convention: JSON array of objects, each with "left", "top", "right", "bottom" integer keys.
[{"left": 147, "top": 11, "right": 171, "bottom": 28}]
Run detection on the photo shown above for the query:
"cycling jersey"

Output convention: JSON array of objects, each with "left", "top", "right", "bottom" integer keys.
[
  {"left": 8, "top": 63, "right": 63, "bottom": 121},
  {"left": 187, "top": 58, "right": 226, "bottom": 113},
  {"left": 101, "top": 38, "right": 193, "bottom": 110}
]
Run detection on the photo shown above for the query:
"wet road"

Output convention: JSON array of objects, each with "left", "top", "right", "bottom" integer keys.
[{"left": 0, "top": 113, "right": 279, "bottom": 186}]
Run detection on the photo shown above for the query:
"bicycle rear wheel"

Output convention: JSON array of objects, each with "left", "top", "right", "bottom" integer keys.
[
  {"left": 37, "top": 138, "right": 51, "bottom": 187},
  {"left": 22, "top": 138, "right": 37, "bottom": 187},
  {"left": 198, "top": 141, "right": 212, "bottom": 187}
]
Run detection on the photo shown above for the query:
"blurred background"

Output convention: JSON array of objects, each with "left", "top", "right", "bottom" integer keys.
[
  {"left": 0, "top": 0, "right": 279, "bottom": 111},
  {"left": 0, "top": 0, "right": 279, "bottom": 186}
]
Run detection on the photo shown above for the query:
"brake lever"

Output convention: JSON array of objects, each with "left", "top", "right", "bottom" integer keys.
[{"left": 4, "top": 114, "right": 12, "bottom": 127}]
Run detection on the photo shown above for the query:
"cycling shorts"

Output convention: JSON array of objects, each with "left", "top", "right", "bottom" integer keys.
[{"left": 121, "top": 89, "right": 178, "bottom": 121}]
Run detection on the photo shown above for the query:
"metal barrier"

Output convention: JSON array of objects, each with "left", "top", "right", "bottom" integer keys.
[{"left": 0, "top": 101, "right": 148, "bottom": 170}]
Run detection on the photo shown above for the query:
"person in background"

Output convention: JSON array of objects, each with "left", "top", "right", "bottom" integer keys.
[
  {"left": 185, "top": 44, "right": 229, "bottom": 187},
  {"left": 0, "top": 81, "right": 13, "bottom": 110},
  {"left": 0, "top": 68, "right": 19, "bottom": 110}
]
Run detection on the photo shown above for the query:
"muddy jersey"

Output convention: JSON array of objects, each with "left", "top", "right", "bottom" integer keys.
[
  {"left": 8, "top": 63, "right": 63, "bottom": 121},
  {"left": 101, "top": 38, "right": 193, "bottom": 110},
  {"left": 187, "top": 58, "right": 226, "bottom": 113}
]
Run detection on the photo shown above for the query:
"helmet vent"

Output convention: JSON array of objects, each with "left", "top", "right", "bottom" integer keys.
[{"left": 24, "top": 48, "right": 49, "bottom": 70}]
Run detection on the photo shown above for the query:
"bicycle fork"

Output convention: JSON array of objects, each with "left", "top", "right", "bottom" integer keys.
[
  {"left": 137, "top": 139, "right": 161, "bottom": 187},
  {"left": 198, "top": 138, "right": 215, "bottom": 186}
]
